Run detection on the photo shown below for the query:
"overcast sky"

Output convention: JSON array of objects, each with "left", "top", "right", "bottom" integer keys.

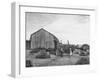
[{"left": 26, "top": 12, "right": 90, "bottom": 45}]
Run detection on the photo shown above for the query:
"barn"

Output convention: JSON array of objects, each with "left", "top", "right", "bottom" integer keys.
[{"left": 30, "top": 28, "right": 59, "bottom": 51}]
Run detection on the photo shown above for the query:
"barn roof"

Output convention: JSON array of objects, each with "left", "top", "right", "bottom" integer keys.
[{"left": 30, "top": 28, "right": 59, "bottom": 42}]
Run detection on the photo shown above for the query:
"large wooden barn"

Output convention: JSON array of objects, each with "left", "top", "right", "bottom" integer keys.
[{"left": 30, "top": 28, "right": 59, "bottom": 50}]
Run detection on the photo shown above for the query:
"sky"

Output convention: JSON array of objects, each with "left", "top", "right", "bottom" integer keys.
[{"left": 26, "top": 12, "right": 90, "bottom": 45}]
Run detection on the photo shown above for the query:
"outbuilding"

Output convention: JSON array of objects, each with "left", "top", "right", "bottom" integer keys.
[{"left": 30, "top": 28, "right": 59, "bottom": 50}]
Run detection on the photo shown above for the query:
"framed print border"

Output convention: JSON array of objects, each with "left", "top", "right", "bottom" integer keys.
[{"left": 11, "top": 2, "right": 96, "bottom": 78}]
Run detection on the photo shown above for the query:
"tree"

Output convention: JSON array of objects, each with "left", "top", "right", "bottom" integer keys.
[{"left": 81, "top": 44, "right": 89, "bottom": 51}]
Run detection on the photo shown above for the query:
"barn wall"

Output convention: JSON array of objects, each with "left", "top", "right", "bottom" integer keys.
[{"left": 30, "top": 29, "right": 56, "bottom": 49}]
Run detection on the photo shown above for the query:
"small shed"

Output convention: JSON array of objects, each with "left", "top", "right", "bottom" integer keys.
[{"left": 30, "top": 28, "right": 59, "bottom": 50}]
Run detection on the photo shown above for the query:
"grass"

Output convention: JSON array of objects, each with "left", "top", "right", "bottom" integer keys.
[{"left": 26, "top": 50, "right": 89, "bottom": 67}]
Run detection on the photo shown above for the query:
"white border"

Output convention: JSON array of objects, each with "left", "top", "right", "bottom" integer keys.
[{"left": 11, "top": 2, "right": 96, "bottom": 78}]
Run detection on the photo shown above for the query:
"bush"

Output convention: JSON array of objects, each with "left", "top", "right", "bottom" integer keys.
[
  {"left": 30, "top": 48, "right": 40, "bottom": 53},
  {"left": 76, "top": 57, "right": 89, "bottom": 65},
  {"left": 26, "top": 60, "right": 33, "bottom": 67},
  {"left": 36, "top": 50, "right": 50, "bottom": 59},
  {"left": 79, "top": 52, "right": 86, "bottom": 56},
  {"left": 49, "top": 50, "right": 56, "bottom": 55},
  {"left": 36, "top": 54, "right": 50, "bottom": 59}
]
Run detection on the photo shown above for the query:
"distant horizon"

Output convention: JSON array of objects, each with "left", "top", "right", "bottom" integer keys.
[{"left": 26, "top": 12, "right": 90, "bottom": 45}]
